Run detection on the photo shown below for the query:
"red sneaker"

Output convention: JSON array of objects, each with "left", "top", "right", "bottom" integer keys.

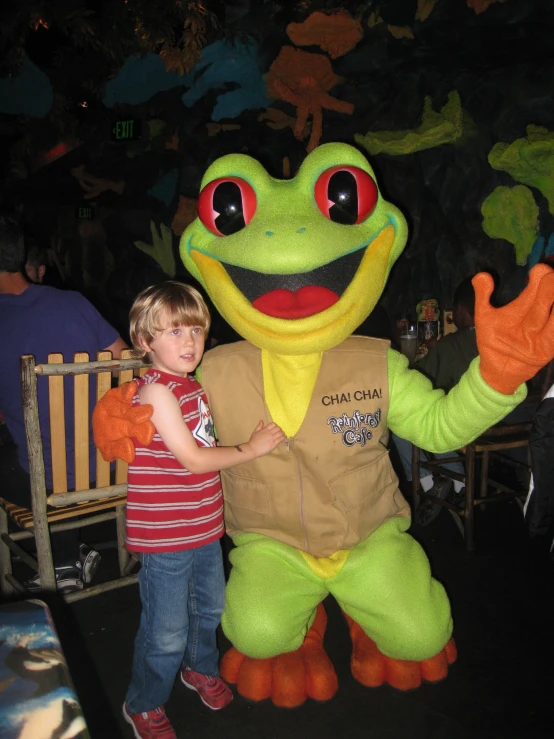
[
  {"left": 122, "top": 703, "right": 176, "bottom": 739},
  {"left": 180, "top": 668, "right": 233, "bottom": 710}
]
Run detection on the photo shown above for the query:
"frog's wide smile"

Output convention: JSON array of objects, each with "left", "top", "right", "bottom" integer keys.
[{"left": 224, "top": 247, "right": 366, "bottom": 319}]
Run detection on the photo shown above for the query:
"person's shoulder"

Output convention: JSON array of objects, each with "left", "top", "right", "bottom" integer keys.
[
  {"left": 137, "top": 374, "right": 176, "bottom": 402},
  {"left": 27, "top": 284, "right": 89, "bottom": 308},
  {"left": 0, "top": 285, "right": 74, "bottom": 312},
  {"left": 436, "top": 327, "right": 474, "bottom": 351}
]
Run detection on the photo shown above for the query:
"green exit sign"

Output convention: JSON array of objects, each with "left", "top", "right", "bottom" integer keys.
[
  {"left": 75, "top": 206, "right": 94, "bottom": 219},
  {"left": 112, "top": 118, "right": 141, "bottom": 141}
]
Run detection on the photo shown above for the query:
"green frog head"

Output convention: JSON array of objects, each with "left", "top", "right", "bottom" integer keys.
[{"left": 180, "top": 143, "right": 408, "bottom": 355}]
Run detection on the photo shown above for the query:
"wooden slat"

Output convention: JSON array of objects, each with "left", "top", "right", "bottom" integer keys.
[
  {"left": 95, "top": 351, "right": 113, "bottom": 487},
  {"left": 74, "top": 352, "right": 90, "bottom": 491},
  {"left": 47, "top": 354, "right": 68, "bottom": 494},
  {"left": 35, "top": 358, "right": 146, "bottom": 375},
  {"left": 115, "top": 349, "right": 135, "bottom": 484},
  {"left": 2, "top": 496, "right": 128, "bottom": 529},
  {"left": 48, "top": 483, "right": 127, "bottom": 507}
]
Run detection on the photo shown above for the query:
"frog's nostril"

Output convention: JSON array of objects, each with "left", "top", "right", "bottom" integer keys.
[
  {"left": 296, "top": 227, "right": 307, "bottom": 233},
  {"left": 265, "top": 231, "right": 275, "bottom": 236}
]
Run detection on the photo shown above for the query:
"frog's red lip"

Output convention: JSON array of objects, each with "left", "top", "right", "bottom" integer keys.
[{"left": 253, "top": 286, "right": 339, "bottom": 318}]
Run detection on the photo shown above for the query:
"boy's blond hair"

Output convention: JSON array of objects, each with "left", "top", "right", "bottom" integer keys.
[{"left": 129, "top": 281, "right": 211, "bottom": 360}]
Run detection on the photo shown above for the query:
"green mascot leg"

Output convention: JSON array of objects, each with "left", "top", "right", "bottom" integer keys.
[
  {"left": 330, "top": 517, "right": 453, "bottom": 662},
  {"left": 222, "top": 533, "right": 328, "bottom": 659},
  {"left": 221, "top": 534, "right": 339, "bottom": 706}
]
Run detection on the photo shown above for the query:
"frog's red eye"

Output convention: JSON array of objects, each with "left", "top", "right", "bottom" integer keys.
[
  {"left": 314, "top": 166, "right": 378, "bottom": 225},
  {"left": 198, "top": 177, "right": 257, "bottom": 236}
]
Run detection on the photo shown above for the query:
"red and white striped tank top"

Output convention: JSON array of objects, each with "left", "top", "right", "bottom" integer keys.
[{"left": 126, "top": 369, "right": 224, "bottom": 553}]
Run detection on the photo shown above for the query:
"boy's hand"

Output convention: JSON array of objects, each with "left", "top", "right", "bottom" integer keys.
[{"left": 245, "top": 420, "right": 286, "bottom": 458}]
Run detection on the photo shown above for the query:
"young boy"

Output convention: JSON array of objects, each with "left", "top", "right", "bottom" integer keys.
[{"left": 123, "top": 282, "right": 285, "bottom": 739}]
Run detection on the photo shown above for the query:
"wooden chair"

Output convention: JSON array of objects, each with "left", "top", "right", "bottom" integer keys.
[
  {"left": 411, "top": 422, "right": 532, "bottom": 551},
  {"left": 0, "top": 349, "right": 148, "bottom": 602}
]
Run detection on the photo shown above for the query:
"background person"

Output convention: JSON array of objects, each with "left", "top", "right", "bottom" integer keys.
[{"left": 0, "top": 212, "right": 128, "bottom": 592}]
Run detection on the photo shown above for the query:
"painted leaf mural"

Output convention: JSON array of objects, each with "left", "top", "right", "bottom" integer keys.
[
  {"left": 355, "top": 91, "right": 463, "bottom": 156},
  {"left": 488, "top": 125, "right": 554, "bottom": 214},
  {"left": 481, "top": 185, "right": 539, "bottom": 265},
  {"left": 286, "top": 11, "right": 363, "bottom": 59},
  {"left": 265, "top": 46, "right": 353, "bottom": 152}
]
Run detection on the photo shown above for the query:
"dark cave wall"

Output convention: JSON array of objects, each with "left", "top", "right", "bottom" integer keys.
[{"left": 4, "top": 0, "right": 554, "bottom": 325}]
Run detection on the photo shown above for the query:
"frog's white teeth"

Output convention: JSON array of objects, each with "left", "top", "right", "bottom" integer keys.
[{"left": 222, "top": 247, "right": 366, "bottom": 303}]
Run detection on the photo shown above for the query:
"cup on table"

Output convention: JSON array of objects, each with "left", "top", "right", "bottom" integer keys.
[{"left": 400, "top": 323, "right": 418, "bottom": 364}]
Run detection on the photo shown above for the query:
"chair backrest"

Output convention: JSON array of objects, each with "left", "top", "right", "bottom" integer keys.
[{"left": 20, "top": 349, "right": 149, "bottom": 509}]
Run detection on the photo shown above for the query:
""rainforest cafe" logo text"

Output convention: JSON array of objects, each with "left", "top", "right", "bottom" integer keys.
[{"left": 327, "top": 409, "right": 381, "bottom": 447}]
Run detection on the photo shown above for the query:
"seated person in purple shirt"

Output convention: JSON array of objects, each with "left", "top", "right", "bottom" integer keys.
[{"left": 0, "top": 213, "right": 128, "bottom": 592}]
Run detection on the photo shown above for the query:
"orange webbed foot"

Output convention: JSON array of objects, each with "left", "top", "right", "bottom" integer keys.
[
  {"left": 220, "top": 604, "right": 338, "bottom": 708},
  {"left": 345, "top": 614, "right": 457, "bottom": 691}
]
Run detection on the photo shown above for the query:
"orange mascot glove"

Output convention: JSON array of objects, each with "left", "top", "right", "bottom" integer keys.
[
  {"left": 473, "top": 263, "right": 554, "bottom": 395},
  {"left": 92, "top": 381, "right": 155, "bottom": 463}
]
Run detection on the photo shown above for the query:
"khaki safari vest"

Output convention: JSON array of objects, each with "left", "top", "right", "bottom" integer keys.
[{"left": 201, "top": 336, "right": 410, "bottom": 558}]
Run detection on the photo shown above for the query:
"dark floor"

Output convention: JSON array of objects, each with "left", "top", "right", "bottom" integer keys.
[{"left": 7, "top": 495, "right": 554, "bottom": 739}]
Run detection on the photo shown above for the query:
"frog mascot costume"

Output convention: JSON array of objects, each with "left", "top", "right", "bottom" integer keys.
[{"left": 94, "top": 143, "right": 554, "bottom": 708}]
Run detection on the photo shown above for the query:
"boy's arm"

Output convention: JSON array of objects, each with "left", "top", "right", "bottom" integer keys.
[{"left": 139, "top": 383, "right": 284, "bottom": 474}]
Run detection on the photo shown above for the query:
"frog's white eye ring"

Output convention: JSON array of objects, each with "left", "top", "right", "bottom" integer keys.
[
  {"left": 198, "top": 176, "right": 257, "bottom": 236},
  {"left": 314, "top": 165, "right": 378, "bottom": 225}
]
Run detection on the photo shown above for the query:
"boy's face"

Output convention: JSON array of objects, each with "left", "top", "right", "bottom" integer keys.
[{"left": 142, "top": 311, "right": 205, "bottom": 377}]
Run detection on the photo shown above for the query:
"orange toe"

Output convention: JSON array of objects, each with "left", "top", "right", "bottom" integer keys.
[
  {"left": 445, "top": 637, "right": 458, "bottom": 664},
  {"left": 349, "top": 622, "right": 386, "bottom": 687},
  {"left": 272, "top": 651, "right": 307, "bottom": 708},
  {"left": 220, "top": 646, "right": 245, "bottom": 684},
  {"left": 421, "top": 648, "right": 449, "bottom": 684},
  {"left": 236, "top": 656, "right": 273, "bottom": 702},
  {"left": 384, "top": 656, "right": 422, "bottom": 690},
  {"left": 302, "top": 639, "right": 339, "bottom": 701}
]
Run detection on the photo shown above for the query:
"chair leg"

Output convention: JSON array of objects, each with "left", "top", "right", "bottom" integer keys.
[
  {"left": 116, "top": 505, "right": 130, "bottom": 576},
  {"left": 0, "top": 507, "right": 14, "bottom": 598},
  {"left": 480, "top": 450, "right": 490, "bottom": 500},
  {"left": 34, "top": 523, "right": 57, "bottom": 592},
  {"left": 464, "top": 445, "right": 476, "bottom": 551}
]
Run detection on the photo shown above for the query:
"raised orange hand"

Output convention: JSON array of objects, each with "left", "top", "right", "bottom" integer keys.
[
  {"left": 92, "top": 382, "right": 155, "bottom": 463},
  {"left": 473, "top": 264, "right": 554, "bottom": 395}
]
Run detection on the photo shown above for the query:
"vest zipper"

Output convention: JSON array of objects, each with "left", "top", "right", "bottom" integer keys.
[{"left": 286, "top": 438, "right": 309, "bottom": 553}]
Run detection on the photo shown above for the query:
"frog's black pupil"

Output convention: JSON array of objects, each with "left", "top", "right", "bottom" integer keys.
[
  {"left": 213, "top": 181, "right": 246, "bottom": 235},
  {"left": 328, "top": 171, "right": 358, "bottom": 225}
]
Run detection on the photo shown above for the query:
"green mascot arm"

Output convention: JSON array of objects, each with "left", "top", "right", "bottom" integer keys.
[{"left": 387, "top": 350, "right": 526, "bottom": 452}]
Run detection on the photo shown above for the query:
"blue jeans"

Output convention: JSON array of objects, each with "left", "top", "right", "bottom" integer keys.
[{"left": 125, "top": 539, "right": 226, "bottom": 714}]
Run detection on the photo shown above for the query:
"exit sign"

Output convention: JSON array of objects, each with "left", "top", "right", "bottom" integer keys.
[
  {"left": 111, "top": 118, "right": 141, "bottom": 141},
  {"left": 76, "top": 206, "right": 94, "bottom": 219}
]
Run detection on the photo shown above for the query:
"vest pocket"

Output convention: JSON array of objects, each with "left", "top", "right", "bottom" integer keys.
[
  {"left": 328, "top": 450, "right": 398, "bottom": 513},
  {"left": 221, "top": 470, "right": 269, "bottom": 514}
]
